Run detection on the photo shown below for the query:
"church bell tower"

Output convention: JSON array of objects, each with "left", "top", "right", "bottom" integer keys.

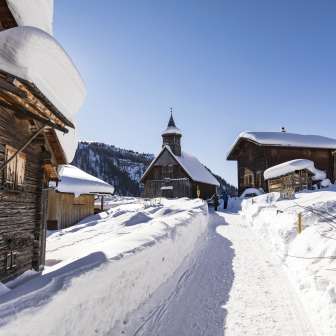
[{"left": 162, "top": 111, "right": 182, "bottom": 156}]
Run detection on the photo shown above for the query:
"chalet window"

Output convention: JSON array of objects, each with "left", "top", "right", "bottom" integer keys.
[
  {"left": 243, "top": 169, "right": 254, "bottom": 187},
  {"left": 5, "top": 251, "right": 17, "bottom": 271},
  {"left": 162, "top": 165, "right": 174, "bottom": 179},
  {"left": 3, "top": 145, "right": 26, "bottom": 189}
]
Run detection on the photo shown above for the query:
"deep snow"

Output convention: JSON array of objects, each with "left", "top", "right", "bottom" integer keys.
[
  {"left": 0, "top": 198, "right": 208, "bottom": 336},
  {"left": 241, "top": 187, "right": 336, "bottom": 335}
]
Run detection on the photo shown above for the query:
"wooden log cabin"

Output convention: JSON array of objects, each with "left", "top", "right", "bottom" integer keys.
[
  {"left": 140, "top": 114, "right": 219, "bottom": 199},
  {"left": 47, "top": 165, "right": 114, "bottom": 230},
  {"left": 0, "top": 3, "right": 86, "bottom": 281},
  {"left": 227, "top": 131, "right": 336, "bottom": 195}
]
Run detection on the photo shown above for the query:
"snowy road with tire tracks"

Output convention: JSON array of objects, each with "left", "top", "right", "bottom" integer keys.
[{"left": 118, "top": 210, "right": 316, "bottom": 336}]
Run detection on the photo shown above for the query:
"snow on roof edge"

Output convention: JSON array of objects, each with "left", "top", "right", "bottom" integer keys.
[
  {"left": 227, "top": 131, "right": 336, "bottom": 159},
  {"left": 56, "top": 165, "right": 114, "bottom": 197},
  {"left": 264, "top": 159, "right": 326, "bottom": 181},
  {"left": 141, "top": 146, "right": 220, "bottom": 187}
]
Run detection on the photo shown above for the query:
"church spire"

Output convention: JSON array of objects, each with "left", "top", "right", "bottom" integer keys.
[{"left": 167, "top": 108, "right": 176, "bottom": 128}]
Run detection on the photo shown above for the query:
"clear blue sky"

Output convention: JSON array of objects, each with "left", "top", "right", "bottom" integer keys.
[{"left": 55, "top": 0, "right": 336, "bottom": 186}]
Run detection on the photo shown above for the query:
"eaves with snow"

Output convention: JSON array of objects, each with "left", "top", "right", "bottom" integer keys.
[
  {"left": 6, "top": 0, "right": 54, "bottom": 35},
  {"left": 263, "top": 159, "right": 326, "bottom": 181},
  {"left": 56, "top": 165, "right": 114, "bottom": 197},
  {"left": 141, "top": 145, "right": 220, "bottom": 187},
  {"left": 0, "top": 0, "right": 86, "bottom": 163},
  {"left": 227, "top": 131, "right": 336, "bottom": 160}
]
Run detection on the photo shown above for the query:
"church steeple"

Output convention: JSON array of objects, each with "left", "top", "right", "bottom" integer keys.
[{"left": 162, "top": 109, "right": 182, "bottom": 156}]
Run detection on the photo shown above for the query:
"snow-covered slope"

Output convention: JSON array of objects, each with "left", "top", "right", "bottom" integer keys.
[
  {"left": 0, "top": 198, "right": 208, "bottom": 336},
  {"left": 72, "top": 141, "right": 154, "bottom": 196},
  {"left": 241, "top": 187, "right": 336, "bottom": 336}
]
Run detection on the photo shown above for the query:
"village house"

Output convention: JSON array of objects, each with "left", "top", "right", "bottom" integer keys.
[
  {"left": 227, "top": 130, "right": 336, "bottom": 195},
  {"left": 0, "top": 2, "right": 86, "bottom": 281},
  {"left": 140, "top": 114, "right": 219, "bottom": 199},
  {"left": 47, "top": 165, "right": 114, "bottom": 230}
]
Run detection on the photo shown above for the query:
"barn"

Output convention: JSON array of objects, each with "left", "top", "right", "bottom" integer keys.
[
  {"left": 0, "top": 2, "right": 86, "bottom": 281},
  {"left": 227, "top": 131, "right": 336, "bottom": 195},
  {"left": 47, "top": 165, "right": 114, "bottom": 230},
  {"left": 141, "top": 115, "right": 219, "bottom": 199}
]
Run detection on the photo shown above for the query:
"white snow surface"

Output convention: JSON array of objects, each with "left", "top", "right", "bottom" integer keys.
[
  {"left": 6, "top": 0, "right": 54, "bottom": 34},
  {"left": 56, "top": 164, "right": 114, "bottom": 197},
  {"left": 264, "top": 159, "right": 327, "bottom": 181},
  {"left": 241, "top": 186, "right": 336, "bottom": 336},
  {"left": 142, "top": 146, "right": 220, "bottom": 186},
  {"left": 0, "top": 197, "right": 208, "bottom": 336},
  {"left": 240, "top": 187, "right": 263, "bottom": 198}
]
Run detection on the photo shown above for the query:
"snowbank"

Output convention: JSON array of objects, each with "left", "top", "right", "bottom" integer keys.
[
  {"left": 6, "top": 0, "right": 54, "bottom": 34},
  {"left": 0, "top": 198, "right": 208, "bottom": 336},
  {"left": 56, "top": 165, "right": 114, "bottom": 197},
  {"left": 264, "top": 159, "right": 326, "bottom": 181},
  {"left": 241, "top": 187, "right": 336, "bottom": 335}
]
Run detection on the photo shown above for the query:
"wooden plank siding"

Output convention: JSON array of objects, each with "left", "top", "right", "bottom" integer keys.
[
  {"left": 0, "top": 106, "right": 46, "bottom": 282},
  {"left": 232, "top": 139, "right": 336, "bottom": 195},
  {"left": 47, "top": 190, "right": 95, "bottom": 230}
]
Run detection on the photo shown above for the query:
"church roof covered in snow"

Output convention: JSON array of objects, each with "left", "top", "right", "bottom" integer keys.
[
  {"left": 56, "top": 165, "right": 114, "bottom": 197},
  {"left": 6, "top": 0, "right": 54, "bottom": 34},
  {"left": 0, "top": 26, "right": 86, "bottom": 162},
  {"left": 227, "top": 131, "right": 336, "bottom": 160},
  {"left": 141, "top": 146, "right": 220, "bottom": 187}
]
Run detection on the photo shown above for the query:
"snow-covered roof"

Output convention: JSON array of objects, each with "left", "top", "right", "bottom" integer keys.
[
  {"left": 162, "top": 126, "right": 182, "bottom": 136},
  {"left": 161, "top": 114, "right": 182, "bottom": 136},
  {"left": 228, "top": 131, "right": 336, "bottom": 159},
  {"left": 56, "top": 165, "right": 114, "bottom": 197},
  {"left": 264, "top": 159, "right": 326, "bottom": 181},
  {"left": 0, "top": 27, "right": 86, "bottom": 162},
  {"left": 6, "top": 0, "right": 54, "bottom": 35},
  {"left": 141, "top": 146, "right": 220, "bottom": 187}
]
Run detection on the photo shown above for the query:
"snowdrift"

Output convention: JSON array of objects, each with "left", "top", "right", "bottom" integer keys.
[
  {"left": 241, "top": 188, "right": 336, "bottom": 336},
  {"left": 0, "top": 198, "right": 208, "bottom": 336}
]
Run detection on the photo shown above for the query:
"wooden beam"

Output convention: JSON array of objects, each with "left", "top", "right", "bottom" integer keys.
[
  {"left": 0, "top": 77, "right": 27, "bottom": 98},
  {"left": 13, "top": 79, "right": 75, "bottom": 129},
  {"left": 0, "top": 124, "right": 46, "bottom": 172}
]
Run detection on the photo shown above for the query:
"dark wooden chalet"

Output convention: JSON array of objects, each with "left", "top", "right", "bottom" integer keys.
[
  {"left": 0, "top": 3, "right": 79, "bottom": 281},
  {"left": 227, "top": 131, "right": 336, "bottom": 195},
  {"left": 141, "top": 115, "right": 219, "bottom": 199}
]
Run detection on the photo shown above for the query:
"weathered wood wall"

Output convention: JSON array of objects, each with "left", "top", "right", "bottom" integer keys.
[
  {"left": 47, "top": 190, "right": 95, "bottom": 230},
  {"left": 0, "top": 107, "right": 45, "bottom": 282},
  {"left": 235, "top": 140, "right": 335, "bottom": 195}
]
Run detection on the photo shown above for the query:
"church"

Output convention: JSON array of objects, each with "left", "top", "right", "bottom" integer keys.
[{"left": 140, "top": 114, "right": 219, "bottom": 199}]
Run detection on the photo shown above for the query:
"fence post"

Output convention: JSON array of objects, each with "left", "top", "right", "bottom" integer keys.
[{"left": 297, "top": 213, "right": 302, "bottom": 233}]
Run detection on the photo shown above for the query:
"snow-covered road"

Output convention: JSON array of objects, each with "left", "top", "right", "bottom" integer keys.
[{"left": 122, "top": 210, "right": 316, "bottom": 336}]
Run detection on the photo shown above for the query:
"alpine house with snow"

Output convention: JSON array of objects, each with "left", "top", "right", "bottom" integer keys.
[
  {"left": 0, "top": 1, "right": 86, "bottom": 281},
  {"left": 227, "top": 131, "right": 336, "bottom": 195},
  {"left": 47, "top": 165, "right": 114, "bottom": 230},
  {"left": 140, "top": 114, "right": 219, "bottom": 199}
]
